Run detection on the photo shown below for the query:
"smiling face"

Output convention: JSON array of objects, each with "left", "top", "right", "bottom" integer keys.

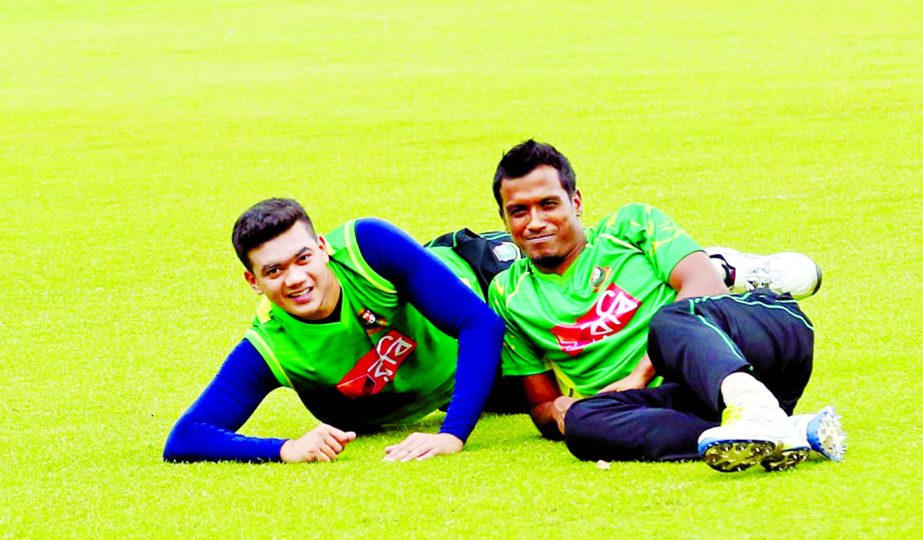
[
  {"left": 244, "top": 221, "right": 341, "bottom": 321},
  {"left": 498, "top": 164, "right": 586, "bottom": 275}
]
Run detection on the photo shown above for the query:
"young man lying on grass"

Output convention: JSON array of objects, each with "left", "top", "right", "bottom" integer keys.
[{"left": 164, "top": 198, "right": 520, "bottom": 463}]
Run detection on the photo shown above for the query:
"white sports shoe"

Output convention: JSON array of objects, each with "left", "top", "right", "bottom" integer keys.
[
  {"left": 698, "top": 405, "right": 809, "bottom": 473},
  {"left": 706, "top": 247, "right": 823, "bottom": 300},
  {"left": 790, "top": 406, "right": 847, "bottom": 462}
]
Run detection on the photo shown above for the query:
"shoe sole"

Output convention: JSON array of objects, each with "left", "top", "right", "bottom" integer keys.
[
  {"left": 807, "top": 406, "right": 846, "bottom": 461},
  {"left": 699, "top": 440, "right": 777, "bottom": 473},
  {"left": 761, "top": 447, "right": 810, "bottom": 471},
  {"left": 810, "top": 264, "right": 823, "bottom": 297}
]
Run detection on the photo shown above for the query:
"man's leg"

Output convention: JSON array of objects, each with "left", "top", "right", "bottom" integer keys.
[
  {"left": 564, "top": 383, "right": 718, "bottom": 462},
  {"left": 646, "top": 291, "right": 816, "bottom": 472},
  {"left": 647, "top": 291, "right": 815, "bottom": 414}
]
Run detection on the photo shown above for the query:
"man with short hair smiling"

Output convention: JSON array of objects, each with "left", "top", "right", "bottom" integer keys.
[
  {"left": 164, "top": 198, "right": 511, "bottom": 463},
  {"left": 488, "top": 140, "right": 844, "bottom": 472}
]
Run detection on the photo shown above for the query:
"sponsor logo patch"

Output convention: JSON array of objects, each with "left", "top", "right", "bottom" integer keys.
[
  {"left": 492, "top": 242, "right": 521, "bottom": 262},
  {"left": 336, "top": 330, "right": 417, "bottom": 399},
  {"left": 357, "top": 308, "right": 389, "bottom": 335},
  {"left": 550, "top": 282, "right": 640, "bottom": 356}
]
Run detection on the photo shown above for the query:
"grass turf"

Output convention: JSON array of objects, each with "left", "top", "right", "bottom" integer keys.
[{"left": 1, "top": 0, "right": 921, "bottom": 537}]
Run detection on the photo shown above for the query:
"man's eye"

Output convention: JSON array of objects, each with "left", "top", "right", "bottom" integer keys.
[
  {"left": 297, "top": 254, "right": 311, "bottom": 264},
  {"left": 542, "top": 201, "right": 558, "bottom": 209},
  {"left": 266, "top": 268, "right": 282, "bottom": 277}
]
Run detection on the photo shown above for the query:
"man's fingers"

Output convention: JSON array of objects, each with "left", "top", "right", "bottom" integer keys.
[
  {"left": 401, "top": 448, "right": 425, "bottom": 462},
  {"left": 384, "top": 433, "right": 420, "bottom": 456},
  {"left": 384, "top": 443, "right": 413, "bottom": 460},
  {"left": 327, "top": 427, "right": 357, "bottom": 443},
  {"left": 310, "top": 447, "right": 332, "bottom": 462},
  {"left": 399, "top": 440, "right": 431, "bottom": 462},
  {"left": 316, "top": 424, "right": 357, "bottom": 443},
  {"left": 411, "top": 442, "right": 449, "bottom": 461},
  {"left": 554, "top": 415, "right": 566, "bottom": 435},
  {"left": 384, "top": 440, "right": 407, "bottom": 454},
  {"left": 324, "top": 434, "right": 344, "bottom": 454},
  {"left": 316, "top": 442, "right": 338, "bottom": 461},
  {"left": 385, "top": 440, "right": 423, "bottom": 461},
  {"left": 384, "top": 433, "right": 461, "bottom": 462},
  {"left": 383, "top": 441, "right": 405, "bottom": 455}
]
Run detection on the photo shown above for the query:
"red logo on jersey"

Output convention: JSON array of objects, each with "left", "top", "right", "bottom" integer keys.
[
  {"left": 336, "top": 330, "right": 417, "bottom": 399},
  {"left": 357, "top": 308, "right": 389, "bottom": 335},
  {"left": 550, "top": 282, "right": 640, "bottom": 356}
]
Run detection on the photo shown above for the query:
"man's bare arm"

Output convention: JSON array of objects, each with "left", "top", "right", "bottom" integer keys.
[
  {"left": 522, "top": 372, "right": 568, "bottom": 440},
  {"left": 669, "top": 251, "right": 730, "bottom": 300}
]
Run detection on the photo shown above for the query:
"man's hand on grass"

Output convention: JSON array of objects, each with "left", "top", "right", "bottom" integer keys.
[
  {"left": 384, "top": 432, "right": 463, "bottom": 462},
  {"left": 279, "top": 424, "right": 357, "bottom": 463}
]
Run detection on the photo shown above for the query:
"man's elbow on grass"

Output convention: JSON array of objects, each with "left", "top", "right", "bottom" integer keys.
[
  {"left": 162, "top": 420, "right": 286, "bottom": 463},
  {"left": 162, "top": 419, "right": 195, "bottom": 462}
]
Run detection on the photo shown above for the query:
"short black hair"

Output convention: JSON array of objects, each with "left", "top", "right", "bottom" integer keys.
[
  {"left": 232, "top": 198, "right": 315, "bottom": 270},
  {"left": 492, "top": 139, "right": 577, "bottom": 210}
]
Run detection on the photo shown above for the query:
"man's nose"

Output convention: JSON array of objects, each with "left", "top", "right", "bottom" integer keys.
[
  {"left": 526, "top": 208, "right": 547, "bottom": 231},
  {"left": 285, "top": 266, "right": 310, "bottom": 287}
]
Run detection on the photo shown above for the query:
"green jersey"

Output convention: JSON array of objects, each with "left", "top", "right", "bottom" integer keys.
[
  {"left": 488, "top": 203, "right": 701, "bottom": 397},
  {"left": 244, "top": 220, "right": 479, "bottom": 430}
]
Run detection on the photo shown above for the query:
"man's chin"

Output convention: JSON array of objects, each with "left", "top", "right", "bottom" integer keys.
[
  {"left": 285, "top": 302, "right": 322, "bottom": 320},
  {"left": 531, "top": 254, "right": 565, "bottom": 272}
]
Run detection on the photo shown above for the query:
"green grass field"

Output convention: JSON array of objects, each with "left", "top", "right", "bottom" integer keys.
[{"left": 2, "top": 0, "right": 921, "bottom": 537}]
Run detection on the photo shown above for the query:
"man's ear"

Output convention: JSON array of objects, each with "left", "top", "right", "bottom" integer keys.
[
  {"left": 497, "top": 208, "right": 511, "bottom": 232},
  {"left": 244, "top": 271, "right": 263, "bottom": 294},
  {"left": 573, "top": 190, "right": 583, "bottom": 217},
  {"left": 317, "top": 235, "right": 331, "bottom": 261}
]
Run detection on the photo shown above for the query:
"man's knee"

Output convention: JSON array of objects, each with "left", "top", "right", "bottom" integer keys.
[
  {"left": 647, "top": 302, "right": 689, "bottom": 370},
  {"left": 649, "top": 301, "right": 688, "bottom": 339}
]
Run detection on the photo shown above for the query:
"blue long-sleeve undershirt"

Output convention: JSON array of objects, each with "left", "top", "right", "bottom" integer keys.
[{"left": 163, "top": 218, "right": 503, "bottom": 462}]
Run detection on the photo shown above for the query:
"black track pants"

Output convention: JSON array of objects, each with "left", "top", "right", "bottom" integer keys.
[{"left": 564, "top": 290, "right": 814, "bottom": 462}]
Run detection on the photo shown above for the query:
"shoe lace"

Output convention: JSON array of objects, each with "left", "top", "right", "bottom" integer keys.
[{"left": 744, "top": 264, "right": 783, "bottom": 290}]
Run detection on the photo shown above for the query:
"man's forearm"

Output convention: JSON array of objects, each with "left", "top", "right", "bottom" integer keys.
[
  {"left": 163, "top": 339, "right": 284, "bottom": 463},
  {"left": 439, "top": 316, "right": 504, "bottom": 442},
  {"left": 164, "top": 419, "right": 286, "bottom": 463}
]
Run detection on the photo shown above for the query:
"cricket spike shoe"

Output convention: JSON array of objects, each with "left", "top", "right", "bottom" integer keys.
[
  {"left": 706, "top": 247, "right": 823, "bottom": 300},
  {"left": 698, "top": 405, "right": 808, "bottom": 473},
  {"left": 790, "top": 406, "right": 847, "bottom": 462},
  {"left": 759, "top": 432, "right": 811, "bottom": 472}
]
